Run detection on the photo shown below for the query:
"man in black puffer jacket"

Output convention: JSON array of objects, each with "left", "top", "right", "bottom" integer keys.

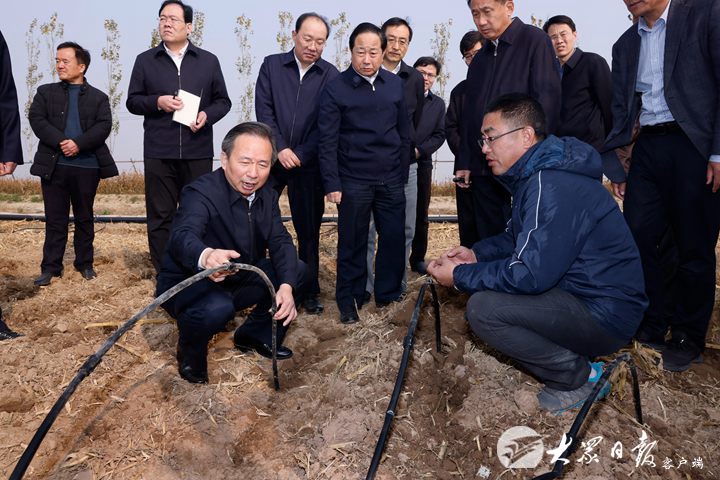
[
  {"left": 429, "top": 93, "right": 647, "bottom": 414},
  {"left": 29, "top": 41, "right": 118, "bottom": 287}
]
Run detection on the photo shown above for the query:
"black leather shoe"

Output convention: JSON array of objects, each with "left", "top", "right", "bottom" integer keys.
[
  {"left": 358, "top": 291, "right": 372, "bottom": 309},
  {"left": 234, "top": 333, "right": 293, "bottom": 360},
  {"left": 33, "top": 271, "right": 61, "bottom": 287},
  {"left": 0, "top": 310, "right": 21, "bottom": 341},
  {"left": 634, "top": 329, "right": 667, "bottom": 352},
  {"left": 410, "top": 261, "right": 428, "bottom": 274},
  {"left": 339, "top": 305, "right": 360, "bottom": 325},
  {"left": 303, "top": 296, "right": 324, "bottom": 315},
  {"left": 376, "top": 293, "right": 405, "bottom": 308},
  {"left": 79, "top": 268, "right": 97, "bottom": 280},
  {"left": 179, "top": 362, "right": 209, "bottom": 384},
  {"left": 662, "top": 334, "right": 703, "bottom": 372}
]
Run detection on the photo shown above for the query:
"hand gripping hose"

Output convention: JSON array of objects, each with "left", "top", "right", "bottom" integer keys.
[
  {"left": 9, "top": 262, "right": 277, "bottom": 480},
  {"left": 366, "top": 279, "right": 442, "bottom": 480},
  {"left": 532, "top": 352, "right": 643, "bottom": 480}
]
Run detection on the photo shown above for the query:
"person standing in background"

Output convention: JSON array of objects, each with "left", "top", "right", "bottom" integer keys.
[{"left": 127, "top": 0, "right": 231, "bottom": 273}]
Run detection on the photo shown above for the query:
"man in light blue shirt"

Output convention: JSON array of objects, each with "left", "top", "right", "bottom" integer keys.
[{"left": 602, "top": 0, "right": 720, "bottom": 372}]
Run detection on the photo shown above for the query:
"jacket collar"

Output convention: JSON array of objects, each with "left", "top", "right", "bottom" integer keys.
[
  {"left": 564, "top": 47, "right": 583, "bottom": 71},
  {"left": 281, "top": 49, "right": 330, "bottom": 73},
  {"left": 497, "top": 17, "right": 524, "bottom": 47},
  {"left": 348, "top": 66, "right": 387, "bottom": 88},
  {"left": 152, "top": 40, "right": 198, "bottom": 58},
  {"left": 60, "top": 78, "right": 89, "bottom": 94}
]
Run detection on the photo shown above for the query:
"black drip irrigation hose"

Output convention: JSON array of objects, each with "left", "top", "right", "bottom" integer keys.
[
  {"left": 366, "top": 278, "right": 442, "bottom": 480},
  {"left": 532, "top": 352, "right": 643, "bottom": 480},
  {"left": 9, "top": 262, "right": 277, "bottom": 480},
  {"left": 0, "top": 213, "right": 462, "bottom": 224}
]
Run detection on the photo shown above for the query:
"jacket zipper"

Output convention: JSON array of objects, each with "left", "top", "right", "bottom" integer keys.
[
  {"left": 178, "top": 70, "right": 182, "bottom": 159},
  {"left": 289, "top": 76, "right": 303, "bottom": 147},
  {"left": 247, "top": 205, "right": 255, "bottom": 263}
]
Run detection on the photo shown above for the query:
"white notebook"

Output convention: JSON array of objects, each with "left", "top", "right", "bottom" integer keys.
[{"left": 172, "top": 89, "right": 201, "bottom": 127}]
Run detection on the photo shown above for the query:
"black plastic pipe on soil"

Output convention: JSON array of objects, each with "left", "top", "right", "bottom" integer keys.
[
  {"left": 366, "top": 278, "right": 442, "bottom": 480},
  {"left": 532, "top": 352, "right": 643, "bottom": 480},
  {"left": 0, "top": 213, "right": 462, "bottom": 224},
  {"left": 9, "top": 262, "right": 278, "bottom": 480}
]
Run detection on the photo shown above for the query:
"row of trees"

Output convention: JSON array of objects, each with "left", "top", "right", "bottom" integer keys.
[{"left": 21, "top": 12, "right": 454, "bottom": 164}]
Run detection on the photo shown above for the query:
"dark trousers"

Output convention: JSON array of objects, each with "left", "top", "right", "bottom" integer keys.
[
  {"left": 410, "top": 166, "right": 433, "bottom": 265},
  {"left": 162, "top": 258, "right": 307, "bottom": 357},
  {"left": 40, "top": 164, "right": 100, "bottom": 274},
  {"left": 336, "top": 180, "right": 405, "bottom": 310},
  {"left": 457, "top": 175, "right": 511, "bottom": 248},
  {"left": 270, "top": 169, "right": 325, "bottom": 297},
  {"left": 624, "top": 130, "right": 720, "bottom": 347},
  {"left": 466, "top": 288, "right": 626, "bottom": 390},
  {"left": 144, "top": 158, "right": 212, "bottom": 272}
]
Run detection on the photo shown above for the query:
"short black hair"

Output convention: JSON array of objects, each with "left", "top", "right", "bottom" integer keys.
[
  {"left": 543, "top": 15, "right": 577, "bottom": 33},
  {"left": 57, "top": 41, "right": 91, "bottom": 73},
  {"left": 158, "top": 0, "right": 193, "bottom": 24},
  {"left": 413, "top": 56, "right": 442, "bottom": 76},
  {"left": 485, "top": 93, "right": 546, "bottom": 141},
  {"left": 467, "top": 0, "right": 507, "bottom": 5},
  {"left": 349, "top": 23, "right": 386, "bottom": 51},
  {"left": 295, "top": 12, "right": 331, "bottom": 39},
  {"left": 221, "top": 122, "right": 278, "bottom": 165},
  {"left": 381, "top": 17, "right": 413, "bottom": 43},
  {"left": 460, "top": 30, "right": 484, "bottom": 55}
]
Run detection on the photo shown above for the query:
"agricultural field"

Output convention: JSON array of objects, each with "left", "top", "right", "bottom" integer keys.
[{"left": 0, "top": 177, "right": 718, "bottom": 479}]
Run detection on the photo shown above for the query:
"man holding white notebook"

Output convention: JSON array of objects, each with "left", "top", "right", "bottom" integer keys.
[{"left": 127, "top": 0, "right": 231, "bottom": 274}]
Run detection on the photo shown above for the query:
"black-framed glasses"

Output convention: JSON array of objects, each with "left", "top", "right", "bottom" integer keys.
[{"left": 478, "top": 127, "right": 524, "bottom": 148}]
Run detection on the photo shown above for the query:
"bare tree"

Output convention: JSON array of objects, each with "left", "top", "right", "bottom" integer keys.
[
  {"left": 101, "top": 19, "right": 123, "bottom": 152},
  {"left": 430, "top": 19, "right": 453, "bottom": 105},
  {"left": 234, "top": 15, "right": 255, "bottom": 122},
  {"left": 276, "top": 11, "right": 294, "bottom": 52},
  {"left": 149, "top": 28, "right": 161, "bottom": 49},
  {"left": 23, "top": 18, "right": 43, "bottom": 160},
  {"left": 40, "top": 13, "right": 64, "bottom": 82},
  {"left": 189, "top": 10, "right": 205, "bottom": 46},
  {"left": 530, "top": 15, "right": 545, "bottom": 29},
  {"left": 330, "top": 12, "right": 351, "bottom": 71}
]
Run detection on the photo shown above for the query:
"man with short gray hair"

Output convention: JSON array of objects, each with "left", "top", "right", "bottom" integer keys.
[{"left": 157, "top": 122, "right": 305, "bottom": 384}]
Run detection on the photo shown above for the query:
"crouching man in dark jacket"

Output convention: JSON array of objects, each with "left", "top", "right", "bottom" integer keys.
[
  {"left": 157, "top": 122, "right": 306, "bottom": 384},
  {"left": 29, "top": 41, "right": 118, "bottom": 287},
  {"left": 428, "top": 93, "right": 647, "bottom": 414}
]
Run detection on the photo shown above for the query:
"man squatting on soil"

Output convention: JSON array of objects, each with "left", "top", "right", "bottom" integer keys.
[
  {"left": 156, "top": 122, "right": 306, "bottom": 384},
  {"left": 428, "top": 93, "right": 649, "bottom": 414},
  {"left": 0, "top": 29, "right": 23, "bottom": 340}
]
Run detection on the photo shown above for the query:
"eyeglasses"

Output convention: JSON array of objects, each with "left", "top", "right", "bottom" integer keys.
[
  {"left": 417, "top": 70, "right": 437, "bottom": 79},
  {"left": 158, "top": 15, "right": 186, "bottom": 25},
  {"left": 462, "top": 49, "right": 481, "bottom": 61},
  {"left": 478, "top": 127, "right": 525, "bottom": 147}
]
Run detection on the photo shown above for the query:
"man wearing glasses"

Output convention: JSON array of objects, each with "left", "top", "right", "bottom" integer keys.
[
  {"left": 428, "top": 93, "right": 647, "bottom": 414},
  {"left": 127, "top": 0, "right": 231, "bottom": 274}
]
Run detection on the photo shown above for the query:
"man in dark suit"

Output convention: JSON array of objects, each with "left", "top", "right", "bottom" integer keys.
[
  {"left": 0, "top": 29, "right": 23, "bottom": 341},
  {"left": 457, "top": 0, "right": 561, "bottom": 247},
  {"left": 447, "top": 31, "right": 484, "bottom": 248},
  {"left": 255, "top": 12, "right": 339, "bottom": 315},
  {"left": 409, "top": 56, "right": 446, "bottom": 274},
  {"left": 0, "top": 30, "right": 22, "bottom": 177},
  {"left": 364, "top": 17, "right": 425, "bottom": 297},
  {"left": 157, "top": 122, "right": 304, "bottom": 384},
  {"left": 602, "top": 0, "right": 720, "bottom": 372},
  {"left": 318, "top": 23, "right": 409, "bottom": 324},
  {"left": 127, "top": 0, "right": 231, "bottom": 273},
  {"left": 543, "top": 15, "right": 613, "bottom": 151}
]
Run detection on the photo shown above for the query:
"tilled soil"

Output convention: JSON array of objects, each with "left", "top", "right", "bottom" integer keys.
[{"left": 0, "top": 195, "right": 718, "bottom": 480}]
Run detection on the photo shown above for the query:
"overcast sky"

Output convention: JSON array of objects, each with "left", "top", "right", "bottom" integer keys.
[{"left": 3, "top": 1, "right": 632, "bottom": 180}]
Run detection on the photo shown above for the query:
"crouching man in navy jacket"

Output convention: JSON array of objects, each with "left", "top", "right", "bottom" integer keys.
[
  {"left": 428, "top": 94, "right": 647, "bottom": 414},
  {"left": 157, "top": 122, "right": 305, "bottom": 384}
]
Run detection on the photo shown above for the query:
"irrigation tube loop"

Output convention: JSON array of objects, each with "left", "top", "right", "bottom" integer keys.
[
  {"left": 366, "top": 278, "right": 442, "bottom": 480},
  {"left": 533, "top": 352, "right": 643, "bottom": 480},
  {"left": 9, "top": 262, "right": 277, "bottom": 480}
]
